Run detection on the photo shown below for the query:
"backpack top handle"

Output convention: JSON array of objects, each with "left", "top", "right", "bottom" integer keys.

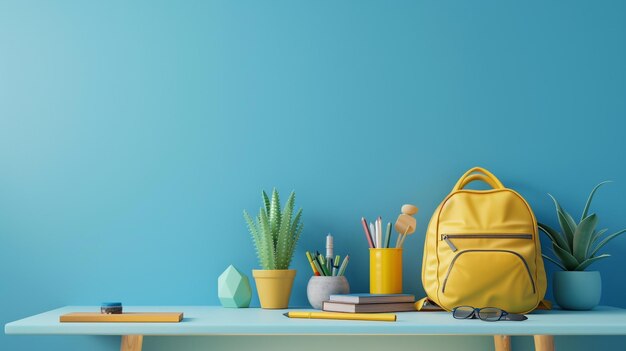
[{"left": 452, "top": 167, "right": 505, "bottom": 191}]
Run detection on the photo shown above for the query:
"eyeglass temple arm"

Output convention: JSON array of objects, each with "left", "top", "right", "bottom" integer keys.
[{"left": 504, "top": 313, "right": 528, "bottom": 321}]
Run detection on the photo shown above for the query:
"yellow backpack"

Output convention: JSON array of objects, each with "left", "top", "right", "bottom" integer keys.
[{"left": 421, "top": 167, "right": 547, "bottom": 313}]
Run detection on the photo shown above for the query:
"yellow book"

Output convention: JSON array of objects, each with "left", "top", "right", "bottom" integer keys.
[{"left": 60, "top": 312, "right": 183, "bottom": 323}]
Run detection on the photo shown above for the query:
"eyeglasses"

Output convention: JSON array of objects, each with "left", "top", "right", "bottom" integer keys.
[{"left": 452, "top": 306, "right": 528, "bottom": 322}]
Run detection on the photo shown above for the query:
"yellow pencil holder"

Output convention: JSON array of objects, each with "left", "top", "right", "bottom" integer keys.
[{"left": 369, "top": 248, "right": 402, "bottom": 294}]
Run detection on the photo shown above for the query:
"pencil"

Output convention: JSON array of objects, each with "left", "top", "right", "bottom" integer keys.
[
  {"left": 333, "top": 255, "right": 340, "bottom": 276},
  {"left": 384, "top": 222, "right": 392, "bottom": 248},
  {"left": 317, "top": 254, "right": 329, "bottom": 276},
  {"left": 284, "top": 311, "right": 396, "bottom": 322},
  {"left": 338, "top": 255, "right": 350, "bottom": 276},
  {"left": 312, "top": 258, "right": 325, "bottom": 276},
  {"left": 361, "top": 217, "right": 375, "bottom": 248},
  {"left": 376, "top": 217, "right": 382, "bottom": 250},
  {"left": 305, "top": 251, "right": 320, "bottom": 276}
]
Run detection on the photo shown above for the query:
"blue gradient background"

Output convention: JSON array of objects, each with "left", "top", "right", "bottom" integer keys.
[{"left": 1, "top": 1, "right": 625, "bottom": 350}]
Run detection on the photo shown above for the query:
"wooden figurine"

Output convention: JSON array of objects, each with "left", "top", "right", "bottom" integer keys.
[{"left": 395, "top": 204, "right": 418, "bottom": 248}]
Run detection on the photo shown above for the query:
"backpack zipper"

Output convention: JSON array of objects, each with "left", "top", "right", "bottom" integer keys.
[
  {"left": 441, "top": 234, "right": 532, "bottom": 252},
  {"left": 441, "top": 249, "right": 536, "bottom": 294}
]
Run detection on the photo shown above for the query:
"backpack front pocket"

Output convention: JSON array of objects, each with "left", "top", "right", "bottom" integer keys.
[{"left": 439, "top": 250, "right": 536, "bottom": 312}]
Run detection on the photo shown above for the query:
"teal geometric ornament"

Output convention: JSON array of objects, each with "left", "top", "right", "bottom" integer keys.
[{"left": 218, "top": 265, "right": 252, "bottom": 308}]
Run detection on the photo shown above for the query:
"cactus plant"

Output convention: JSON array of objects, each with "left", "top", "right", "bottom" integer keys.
[
  {"left": 539, "top": 181, "right": 626, "bottom": 271},
  {"left": 244, "top": 189, "right": 303, "bottom": 270}
]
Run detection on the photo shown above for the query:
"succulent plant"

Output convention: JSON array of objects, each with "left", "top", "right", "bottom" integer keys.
[
  {"left": 539, "top": 181, "right": 626, "bottom": 271},
  {"left": 243, "top": 189, "right": 303, "bottom": 270}
]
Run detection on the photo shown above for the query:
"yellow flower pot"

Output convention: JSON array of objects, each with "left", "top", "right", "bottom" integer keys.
[{"left": 252, "top": 269, "right": 296, "bottom": 309}]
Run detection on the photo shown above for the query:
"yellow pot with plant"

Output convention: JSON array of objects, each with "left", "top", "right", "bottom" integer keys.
[{"left": 244, "top": 189, "right": 303, "bottom": 309}]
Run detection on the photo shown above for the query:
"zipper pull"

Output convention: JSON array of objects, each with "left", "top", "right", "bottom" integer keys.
[{"left": 442, "top": 235, "right": 458, "bottom": 252}]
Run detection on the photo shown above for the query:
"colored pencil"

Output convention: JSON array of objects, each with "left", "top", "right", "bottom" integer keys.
[
  {"left": 376, "top": 217, "right": 382, "bottom": 249},
  {"left": 312, "top": 258, "right": 325, "bottom": 276},
  {"left": 305, "top": 251, "right": 320, "bottom": 276},
  {"left": 284, "top": 311, "right": 396, "bottom": 322},
  {"left": 384, "top": 222, "right": 392, "bottom": 248},
  {"left": 318, "top": 254, "right": 330, "bottom": 276},
  {"left": 338, "top": 255, "right": 350, "bottom": 276},
  {"left": 361, "top": 218, "right": 375, "bottom": 248}
]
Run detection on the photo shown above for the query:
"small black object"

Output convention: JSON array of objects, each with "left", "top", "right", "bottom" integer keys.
[{"left": 101, "top": 302, "right": 123, "bottom": 314}]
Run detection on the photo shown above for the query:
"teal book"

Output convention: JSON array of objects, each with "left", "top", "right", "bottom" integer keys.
[{"left": 328, "top": 293, "right": 415, "bottom": 304}]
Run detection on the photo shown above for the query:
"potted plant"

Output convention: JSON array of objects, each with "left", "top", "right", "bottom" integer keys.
[
  {"left": 539, "top": 181, "right": 626, "bottom": 310},
  {"left": 244, "top": 189, "right": 303, "bottom": 309}
]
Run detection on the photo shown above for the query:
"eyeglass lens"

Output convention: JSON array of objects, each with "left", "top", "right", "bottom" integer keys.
[
  {"left": 477, "top": 307, "right": 503, "bottom": 321},
  {"left": 452, "top": 306, "right": 475, "bottom": 319}
]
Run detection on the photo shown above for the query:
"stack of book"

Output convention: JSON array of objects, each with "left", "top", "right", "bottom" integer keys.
[{"left": 322, "top": 293, "right": 416, "bottom": 313}]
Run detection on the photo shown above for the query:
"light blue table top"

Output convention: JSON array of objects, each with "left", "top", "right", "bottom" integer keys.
[{"left": 5, "top": 306, "right": 626, "bottom": 336}]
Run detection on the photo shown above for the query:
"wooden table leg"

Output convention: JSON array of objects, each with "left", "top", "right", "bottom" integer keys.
[
  {"left": 494, "top": 335, "right": 511, "bottom": 351},
  {"left": 534, "top": 335, "right": 554, "bottom": 351},
  {"left": 121, "top": 335, "right": 143, "bottom": 351}
]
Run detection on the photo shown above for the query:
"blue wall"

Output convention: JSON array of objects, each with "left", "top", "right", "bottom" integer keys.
[{"left": 1, "top": 1, "right": 625, "bottom": 350}]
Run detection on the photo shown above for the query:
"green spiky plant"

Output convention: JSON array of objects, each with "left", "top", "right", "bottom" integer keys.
[
  {"left": 243, "top": 189, "right": 303, "bottom": 270},
  {"left": 539, "top": 181, "right": 626, "bottom": 271}
]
